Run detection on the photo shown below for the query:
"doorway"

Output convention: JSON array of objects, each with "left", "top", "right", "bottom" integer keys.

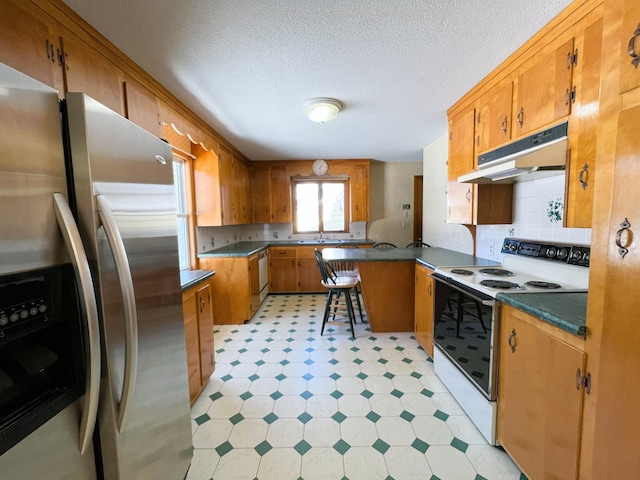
[{"left": 413, "top": 175, "right": 423, "bottom": 242}]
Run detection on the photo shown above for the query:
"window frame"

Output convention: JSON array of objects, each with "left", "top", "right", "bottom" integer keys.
[{"left": 291, "top": 178, "right": 350, "bottom": 234}]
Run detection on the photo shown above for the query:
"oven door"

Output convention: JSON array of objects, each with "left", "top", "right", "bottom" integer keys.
[{"left": 431, "top": 272, "right": 500, "bottom": 400}]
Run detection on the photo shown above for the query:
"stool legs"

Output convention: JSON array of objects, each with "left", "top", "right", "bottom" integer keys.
[{"left": 321, "top": 287, "right": 356, "bottom": 338}]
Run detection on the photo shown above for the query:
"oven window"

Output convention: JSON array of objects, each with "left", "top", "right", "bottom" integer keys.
[{"left": 433, "top": 284, "right": 494, "bottom": 395}]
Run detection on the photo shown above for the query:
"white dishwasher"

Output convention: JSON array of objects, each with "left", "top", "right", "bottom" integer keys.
[{"left": 258, "top": 249, "right": 269, "bottom": 302}]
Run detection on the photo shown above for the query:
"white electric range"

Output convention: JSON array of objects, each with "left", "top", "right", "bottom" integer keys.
[{"left": 430, "top": 238, "right": 590, "bottom": 444}]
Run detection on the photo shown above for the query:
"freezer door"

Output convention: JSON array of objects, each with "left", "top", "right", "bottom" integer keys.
[
  {"left": 66, "top": 93, "right": 193, "bottom": 479},
  {"left": 0, "top": 401, "right": 97, "bottom": 480}
]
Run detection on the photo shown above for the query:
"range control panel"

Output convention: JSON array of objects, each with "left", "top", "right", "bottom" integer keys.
[{"left": 501, "top": 238, "right": 590, "bottom": 267}]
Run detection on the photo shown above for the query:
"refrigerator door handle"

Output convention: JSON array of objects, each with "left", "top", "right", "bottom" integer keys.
[
  {"left": 96, "top": 194, "right": 138, "bottom": 433},
  {"left": 52, "top": 193, "right": 101, "bottom": 455}
]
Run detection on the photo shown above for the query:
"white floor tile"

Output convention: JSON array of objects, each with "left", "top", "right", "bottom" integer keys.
[
  {"left": 228, "top": 418, "right": 268, "bottom": 448},
  {"left": 399, "top": 393, "right": 437, "bottom": 416},
  {"left": 411, "top": 416, "right": 454, "bottom": 445},
  {"left": 426, "top": 445, "right": 478, "bottom": 480},
  {"left": 186, "top": 448, "right": 219, "bottom": 480},
  {"left": 385, "top": 445, "right": 433, "bottom": 479},
  {"left": 337, "top": 394, "right": 371, "bottom": 417},
  {"left": 376, "top": 417, "right": 416, "bottom": 446},
  {"left": 368, "top": 393, "right": 405, "bottom": 416},
  {"left": 212, "top": 448, "right": 261, "bottom": 480},
  {"left": 304, "top": 417, "right": 341, "bottom": 447},
  {"left": 343, "top": 446, "right": 388, "bottom": 480},
  {"left": 272, "top": 395, "right": 306, "bottom": 418},
  {"left": 239, "top": 395, "right": 275, "bottom": 418},
  {"left": 305, "top": 394, "right": 338, "bottom": 418},
  {"left": 300, "top": 447, "right": 344, "bottom": 480},
  {"left": 266, "top": 418, "right": 304, "bottom": 447},
  {"left": 465, "top": 444, "right": 524, "bottom": 480},
  {"left": 256, "top": 448, "right": 302, "bottom": 480},
  {"left": 340, "top": 417, "right": 379, "bottom": 446},
  {"left": 206, "top": 396, "right": 243, "bottom": 419},
  {"left": 192, "top": 418, "right": 233, "bottom": 448},
  {"left": 363, "top": 375, "right": 395, "bottom": 393}
]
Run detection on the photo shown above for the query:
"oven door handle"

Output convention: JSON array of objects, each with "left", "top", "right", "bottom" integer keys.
[{"left": 431, "top": 272, "right": 496, "bottom": 306}]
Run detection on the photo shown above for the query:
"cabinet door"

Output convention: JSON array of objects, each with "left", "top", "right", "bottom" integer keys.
[
  {"left": 196, "top": 282, "right": 215, "bottom": 384},
  {"left": 218, "top": 146, "right": 235, "bottom": 225},
  {"left": 233, "top": 156, "right": 250, "bottom": 224},
  {"left": 414, "top": 264, "right": 434, "bottom": 358},
  {"left": 269, "top": 248, "right": 297, "bottom": 292},
  {"left": 61, "top": 34, "right": 125, "bottom": 116},
  {"left": 297, "top": 248, "right": 322, "bottom": 292},
  {"left": 565, "top": 11, "right": 604, "bottom": 228},
  {"left": 182, "top": 289, "right": 202, "bottom": 403},
  {"left": 251, "top": 167, "right": 271, "bottom": 223},
  {"left": 124, "top": 79, "right": 162, "bottom": 137},
  {"left": 193, "top": 150, "right": 223, "bottom": 226},
  {"left": 476, "top": 80, "right": 513, "bottom": 153},
  {"left": 515, "top": 38, "right": 574, "bottom": 137},
  {"left": 498, "top": 307, "right": 585, "bottom": 480},
  {"left": 199, "top": 257, "right": 250, "bottom": 324},
  {"left": 270, "top": 166, "right": 291, "bottom": 223},
  {"left": 0, "top": 0, "right": 63, "bottom": 91},
  {"left": 620, "top": 0, "right": 640, "bottom": 94},
  {"left": 447, "top": 107, "right": 475, "bottom": 224},
  {"left": 351, "top": 165, "right": 369, "bottom": 221}
]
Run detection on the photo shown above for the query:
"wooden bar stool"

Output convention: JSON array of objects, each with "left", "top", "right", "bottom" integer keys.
[{"left": 314, "top": 249, "right": 359, "bottom": 337}]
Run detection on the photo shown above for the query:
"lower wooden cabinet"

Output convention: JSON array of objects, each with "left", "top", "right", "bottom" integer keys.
[
  {"left": 199, "top": 251, "right": 266, "bottom": 325},
  {"left": 182, "top": 279, "right": 215, "bottom": 403},
  {"left": 414, "top": 263, "right": 434, "bottom": 358},
  {"left": 498, "top": 305, "right": 586, "bottom": 480}
]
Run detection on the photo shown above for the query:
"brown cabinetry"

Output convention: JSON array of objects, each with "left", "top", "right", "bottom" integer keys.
[
  {"left": 350, "top": 165, "right": 370, "bottom": 221},
  {"left": 124, "top": 79, "right": 162, "bottom": 137},
  {"left": 476, "top": 80, "right": 514, "bottom": 154},
  {"left": 514, "top": 37, "right": 574, "bottom": 137},
  {"left": 182, "top": 279, "right": 215, "bottom": 403},
  {"left": 447, "top": 107, "right": 513, "bottom": 225},
  {"left": 250, "top": 165, "right": 292, "bottom": 224},
  {"left": 297, "top": 247, "right": 323, "bottom": 292},
  {"left": 498, "top": 306, "right": 585, "bottom": 480},
  {"left": 414, "top": 263, "right": 434, "bottom": 358},
  {"left": 269, "top": 247, "right": 298, "bottom": 292}
]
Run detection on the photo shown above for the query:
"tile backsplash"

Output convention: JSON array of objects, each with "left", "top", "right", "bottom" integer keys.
[
  {"left": 197, "top": 222, "right": 368, "bottom": 252},
  {"left": 476, "top": 174, "right": 592, "bottom": 261}
]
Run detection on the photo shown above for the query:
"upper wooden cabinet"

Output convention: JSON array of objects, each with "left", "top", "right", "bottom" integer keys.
[
  {"left": 233, "top": 155, "right": 250, "bottom": 224},
  {"left": 514, "top": 37, "right": 575, "bottom": 137},
  {"left": 476, "top": 80, "right": 514, "bottom": 154},
  {"left": 124, "top": 79, "right": 162, "bottom": 137},
  {"left": 270, "top": 166, "right": 292, "bottom": 223},
  {"left": 447, "top": 107, "right": 513, "bottom": 225},
  {"left": 350, "top": 165, "right": 370, "bottom": 222},
  {"left": 0, "top": 0, "right": 64, "bottom": 92},
  {"left": 193, "top": 149, "right": 223, "bottom": 226},
  {"left": 61, "top": 33, "right": 125, "bottom": 116}
]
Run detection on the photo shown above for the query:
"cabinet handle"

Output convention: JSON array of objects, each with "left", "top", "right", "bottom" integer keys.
[
  {"left": 45, "top": 39, "right": 55, "bottom": 63},
  {"left": 465, "top": 189, "right": 471, "bottom": 203},
  {"left": 428, "top": 283, "right": 432, "bottom": 295},
  {"left": 615, "top": 218, "right": 632, "bottom": 258},
  {"left": 517, "top": 108, "right": 524, "bottom": 128},
  {"left": 566, "top": 51, "right": 572, "bottom": 69},
  {"left": 628, "top": 22, "right": 640, "bottom": 68},
  {"left": 576, "top": 368, "right": 582, "bottom": 390},
  {"left": 501, "top": 116, "right": 508, "bottom": 135},
  {"left": 578, "top": 163, "right": 589, "bottom": 190},
  {"left": 507, "top": 328, "right": 517, "bottom": 353}
]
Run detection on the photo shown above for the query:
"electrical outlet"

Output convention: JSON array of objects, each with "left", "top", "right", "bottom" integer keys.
[{"left": 489, "top": 243, "right": 495, "bottom": 255}]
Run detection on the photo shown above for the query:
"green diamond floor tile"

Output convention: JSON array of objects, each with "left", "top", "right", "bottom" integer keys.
[
  {"left": 333, "top": 439, "right": 351, "bottom": 455},
  {"left": 215, "top": 441, "right": 233, "bottom": 457},
  {"left": 434, "top": 410, "right": 449, "bottom": 421},
  {"left": 330, "top": 390, "right": 343, "bottom": 399},
  {"left": 240, "top": 391, "right": 253, "bottom": 401},
  {"left": 390, "top": 389, "right": 404, "bottom": 398},
  {"left": 366, "top": 411, "right": 381, "bottom": 423},
  {"left": 360, "top": 389, "right": 373, "bottom": 399},
  {"left": 330, "top": 373, "right": 341, "bottom": 380},
  {"left": 209, "top": 392, "right": 223, "bottom": 401},
  {"left": 195, "top": 414, "right": 210, "bottom": 425},
  {"left": 293, "top": 440, "right": 312, "bottom": 455},
  {"left": 300, "top": 390, "right": 313, "bottom": 400},
  {"left": 383, "top": 372, "right": 395, "bottom": 379},
  {"left": 372, "top": 438, "right": 390, "bottom": 454},
  {"left": 297, "top": 412, "right": 313, "bottom": 424},
  {"left": 357, "top": 372, "right": 368, "bottom": 380},
  {"left": 270, "top": 391, "right": 283, "bottom": 400},
  {"left": 410, "top": 371, "right": 422, "bottom": 379},
  {"left": 248, "top": 374, "right": 260, "bottom": 381},
  {"left": 331, "top": 411, "right": 347, "bottom": 423},
  {"left": 255, "top": 440, "right": 272, "bottom": 456},
  {"left": 399, "top": 410, "right": 415, "bottom": 422},
  {"left": 221, "top": 374, "right": 233, "bottom": 382},
  {"left": 229, "top": 413, "right": 244, "bottom": 425},
  {"left": 411, "top": 438, "right": 429, "bottom": 453},
  {"left": 263, "top": 412, "right": 278, "bottom": 424},
  {"left": 275, "top": 374, "right": 287, "bottom": 381},
  {"left": 475, "top": 474, "right": 489, "bottom": 480},
  {"left": 451, "top": 437, "right": 469, "bottom": 453},
  {"left": 420, "top": 388, "right": 434, "bottom": 397}
]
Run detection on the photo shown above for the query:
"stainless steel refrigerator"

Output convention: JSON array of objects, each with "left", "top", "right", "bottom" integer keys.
[{"left": 0, "top": 62, "right": 193, "bottom": 479}]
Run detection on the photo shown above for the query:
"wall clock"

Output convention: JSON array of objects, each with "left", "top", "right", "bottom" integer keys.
[{"left": 312, "top": 159, "right": 328, "bottom": 175}]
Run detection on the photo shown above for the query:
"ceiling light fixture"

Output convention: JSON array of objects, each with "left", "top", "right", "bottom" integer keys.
[{"left": 304, "top": 98, "right": 342, "bottom": 123}]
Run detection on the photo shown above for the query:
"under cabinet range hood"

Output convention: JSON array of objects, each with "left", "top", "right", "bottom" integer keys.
[{"left": 458, "top": 122, "right": 568, "bottom": 184}]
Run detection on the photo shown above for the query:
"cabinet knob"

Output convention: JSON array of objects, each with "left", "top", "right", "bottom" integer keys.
[
  {"left": 628, "top": 22, "right": 640, "bottom": 68},
  {"left": 615, "top": 218, "right": 632, "bottom": 258},
  {"left": 508, "top": 328, "right": 517, "bottom": 353},
  {"left": 578, "top": 163, "right": 589, "bottom": 190},
  {"left": 517, "top": 108, "right": 524, "bottom": 128},
  {"left": 501, "top": 116, "right": 508, "bottom": 135}
]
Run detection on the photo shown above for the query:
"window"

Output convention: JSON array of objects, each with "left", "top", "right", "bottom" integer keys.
[
  {"left": 172, "top": 156, "right": 190, "bottom": 270},
  {"left": 292, "top": 179, "right": 349, "bottom": 233}
]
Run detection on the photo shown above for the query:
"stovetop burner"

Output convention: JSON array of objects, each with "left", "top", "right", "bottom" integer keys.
[
  {"left": 450, "top": 269, "right": 474, "bottom": 276},
  {"left": 480, "top": 280, "right": 521, "bottom": 289},
  {"left": 479, "top": 268, "right": 514, "bottom": 276},
  {"left": 525, "top": 280, "right": 562, "bottom": 289}
]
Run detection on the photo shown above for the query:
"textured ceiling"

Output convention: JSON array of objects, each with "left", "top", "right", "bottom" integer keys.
[{"left": 61, "top": 0, "right": 572, "bottom": 162}]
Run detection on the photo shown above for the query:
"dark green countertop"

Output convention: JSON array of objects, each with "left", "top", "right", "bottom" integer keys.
[
  {"left": 180, "top": 269, "right": 215, "bottom": 290},
  {"left": 198, "top": 239, "right": 375, "bottom": 258},
  {"left": 497, "top": 292, "right": 588, "bottom": 338},
  {"left": 322, "top": 247, "right": 499, "bottom": 269}
]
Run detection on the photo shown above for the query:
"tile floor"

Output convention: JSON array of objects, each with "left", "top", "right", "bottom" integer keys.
[{"left": 187, "top": 294, "right": 526, "bottom": 480}]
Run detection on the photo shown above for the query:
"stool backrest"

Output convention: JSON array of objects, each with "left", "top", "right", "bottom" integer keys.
[{"left": 372, "top": 242, "right": 397, "bottom": 249}]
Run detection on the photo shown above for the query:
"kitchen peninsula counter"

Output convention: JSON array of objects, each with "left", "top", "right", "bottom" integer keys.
[
  {"left": 322, "top": 247, "right": 498, "bottom": 333},
  {"left": 180, "top": 269, "right": 215, "bottom": 290}
]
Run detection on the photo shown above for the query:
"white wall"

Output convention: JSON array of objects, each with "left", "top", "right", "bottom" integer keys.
[{"left": 422, "top": 135, "right": 474, "bottom": 254}]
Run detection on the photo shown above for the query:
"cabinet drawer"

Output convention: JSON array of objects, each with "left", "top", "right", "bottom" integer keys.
[
  {"left": 184, "top": 316, "right": 199, "bottom": 350},
  {"left": 271, "top": 248, "right": 296, "bottom": 257},
  {"left": 182, "top": 292, "right": 197, "bottom": 320},
  {"left": 296, "top": 246, "right": 318, "bottom": 258}
]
